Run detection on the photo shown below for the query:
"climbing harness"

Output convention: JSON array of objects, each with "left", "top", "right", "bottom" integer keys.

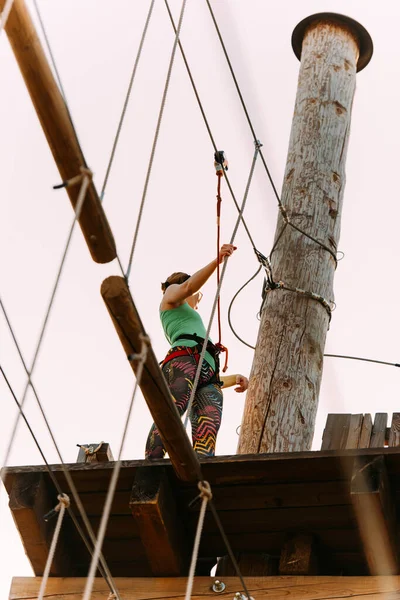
[
  {"left": 161, "top": 334, "right": 223, "bottom": 386},
  {"left": 214, "top": 150, "right": 229, "bottom": 372}
]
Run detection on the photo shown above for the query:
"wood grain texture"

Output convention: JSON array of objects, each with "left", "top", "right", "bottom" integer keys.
[
  {"left": 359, "top": 414, "right": 372, "bottom": 448},
  {"left": 101, "top": 276, "right": 202, "bottom": 482},
  {"left": 130, "top": 467, "right": 188, "bottom": 575},
  {"left": 370, "top": 413, "right": 388, "bottom": 447},
  {"left": 1, "top": 0, "right": 116, "bottom": 263},
  {"left": 389, "top": 413, "right": 400, "bottom": 447},
  {"left": 9, "top": 449, "right": 400, "bottom": 576},
  {"left": 238, "top": 20, "right": 361, "bottom": 453},
  {"left": 321, "top": 414, "right": 351, "bottom": 450},
  {"left": 10, "top": 576, "right": 400, "bottom": 600},
  {"left": 279, "top": 534, "right": 318, "bottom": 575}
]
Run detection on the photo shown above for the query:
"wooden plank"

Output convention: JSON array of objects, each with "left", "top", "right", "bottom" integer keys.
[
  {"left": 389, "top": 413, "right": 400, "bottom": 447},
  {"left": 321, "top": 414, "right": 351, "bottom": 450},
  {"left": 346, "top": 414, "right": 363, "bottom": 449},
  {"left": 130, "top": 467, "right": 188, "bottom": 575},
  {"left": 351, "top": 455, "right": 399, "bottom": 574},
  {"left": 370, "top": 413, "right": 388, "bottom": 447},
  {"left": 183, "top": 479, "right": 351, "bottom": 511},
  {"left": 279, "top": 533, "right": 318, "bottom": 575},
  {"left": 9, "top": 446, "right": 400, "bottom": 488},
  {"left": 359, "top": 414, "right": 372, "bottom": 448},
  {"left": 76, "top": 442, "right": 114, "bottom": 463},
  {"left": 1, "top": 0, "right": 116, "bottom": 263},
  {"left": 10, "top": 575, "right": 400, "bottom": 600},
  {"left": 7, "top": 473, "right": 75, "bottom": 576},
  {"left": 101, "top": 276, "right": 202, "bottom": 482},
  {"left": 190, "top": 504, "right": 357, "bottom": 535}
]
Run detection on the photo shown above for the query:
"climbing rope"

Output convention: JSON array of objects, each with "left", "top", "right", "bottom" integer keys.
[
  {"left": 214, "top": 151, "right": 229, "bottom": 372},
  {"left": 184, "top": 481, "right": 212, "bottom": 600},
  {"left": 164, "top": 0, "right": 258, "bottom": 251},
  {"left": 82, "top": 335, "right": 150, "bottom": 600},
  {"left": 37, "top": 494, "right": 70, "bottom": 600},
  {"left": 125, "top": 0, "right": 188, "bottom": 279},
  {"left": 100, "top": 0, "right": 156, "bottom": 201},
  {"left": 184, "top": 140, "right": 261, "bottom": 429}
]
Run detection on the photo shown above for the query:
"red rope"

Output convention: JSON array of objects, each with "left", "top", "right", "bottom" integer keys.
[{"left": 215, "top": 171, "right": 228, "bottom": 372}]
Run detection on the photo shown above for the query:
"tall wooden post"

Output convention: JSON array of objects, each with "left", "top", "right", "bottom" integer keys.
[{"left": 238, "top": 14, "right": 372, "bottom": 454}]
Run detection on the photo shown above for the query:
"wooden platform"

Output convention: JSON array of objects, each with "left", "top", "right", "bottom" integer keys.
[
  {"left": 6, "top": 448, "right": 400, "bottom": 578},
  {"left": 10, "top": 575, "right": 400, "bottom": 600}
]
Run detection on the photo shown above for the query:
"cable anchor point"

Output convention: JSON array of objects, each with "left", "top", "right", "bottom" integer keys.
[{"left": 214, "top": 150, "right": 229, "bottom": 175}]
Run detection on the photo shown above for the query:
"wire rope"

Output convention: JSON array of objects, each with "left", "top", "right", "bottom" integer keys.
[
  {"left": 164, "top": 0, "right": 257, "bottom": 251},
  {"left": 0, "top": 364, "right": 121, "bottom": 598},
  {"left": 32, "top": 0, "right": 84, "bottom": 159},
  {"left": 1, "top": 174, "right": 122, "bottom": 597},
  {"left": 2, "top": 172, "right": 91, "bottom": 473},
  {"left": 0, "top": 0, "right": 14, "bottom": 36},
  {"left": 205, "top": 0, "right": 338, "bottom": 266},
  {"left": 82, "top": 336, "right": 149, "bottom": 600},
  {"left": 125, "top": 0, "right": 188, "bottom": 279},
  {"left": 100, "top": 0, "right": 156, "bottom": 201}
]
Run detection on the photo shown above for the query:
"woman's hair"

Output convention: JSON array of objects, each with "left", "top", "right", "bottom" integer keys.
[{"left": 161, "top": 272, "right": 190, "bottom": 292}]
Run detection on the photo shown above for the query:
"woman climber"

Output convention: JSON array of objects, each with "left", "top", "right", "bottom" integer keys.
[{"left": 145, "top": 243, "right": 249, "bottom": 459}]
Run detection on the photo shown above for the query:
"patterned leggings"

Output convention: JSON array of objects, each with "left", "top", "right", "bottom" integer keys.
[{"left": 145, "top": 350, "right": 223, "bottom": 458}]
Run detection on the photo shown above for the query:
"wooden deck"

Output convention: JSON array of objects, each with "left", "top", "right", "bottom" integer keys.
[{"left": 5, "top": 448, "right": 400, "bottom": 578}]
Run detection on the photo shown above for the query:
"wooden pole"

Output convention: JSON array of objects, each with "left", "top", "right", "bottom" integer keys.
[
  {"left": 101, "top": 276, "right": 202, "bottom": 483},
  {"left": 238, "top": 13, "right": 372, "bottom": 454},
  {"left": 2, "top": 0, "right": 116, "bottom": 264}
]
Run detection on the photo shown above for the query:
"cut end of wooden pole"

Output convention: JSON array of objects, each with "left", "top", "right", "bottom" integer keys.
[{"left": 292, "top": 12, "right": 373, "bottom": 72}]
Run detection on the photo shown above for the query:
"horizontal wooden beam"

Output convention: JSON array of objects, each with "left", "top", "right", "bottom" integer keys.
[
  {"left": 101, "top": 276, "right": 202, "bottom": 482},
  {"left": 10, "top": 575, "right": 400, "bottom": 600},
  {"left": 351, "top": 455, "right": 399, "bottom": 574},
  {"left": 130, "top": 467, "right": 188, "bottom": 575},
  {"left": 2, "top": 0, "right": 116, "bottom": 264}
]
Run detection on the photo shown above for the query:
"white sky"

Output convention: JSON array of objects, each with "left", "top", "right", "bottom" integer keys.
[{"left": 1, "top": 0, "right": 399, "bottom": 595}]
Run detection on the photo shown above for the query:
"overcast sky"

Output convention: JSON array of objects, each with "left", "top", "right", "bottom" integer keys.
[{"left": 1, "top": 0, "right": 399, "bottom": 595}]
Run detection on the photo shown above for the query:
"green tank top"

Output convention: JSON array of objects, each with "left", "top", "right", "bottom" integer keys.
[{"left": 160, "top": 303, "right": 215, "bottom": 370}]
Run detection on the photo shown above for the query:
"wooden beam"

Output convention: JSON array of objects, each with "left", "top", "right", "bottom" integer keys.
[
  {"left": 101, "top": 276, "right": 202, "bottom": 482},
  {"left": 321, "top": 414, "right": 351, "bottom": 450},
  {"left": 10, "top": 575, "right": 400, "bottom": 600},
  {"left": 370, "top": 413, "right": 388, "bottom": 447},
  {"left": 130, "top": 467, "right": 188, "bottom": 575},
  {"left": 389, "top": 413, "right": 400, "bottom": 446},
  {"left": 238, "top": 15, "right": 372, "bottom": 455},
  {"left": 7, "top": 473, "right": 75, "bottom": 576},
  {"left": 351, "top": 455, "right": 399, "bottom": 574},
  {"left": 2, "top": 0, "right": 116, "bottom": 264},
  {"left": 279, "top": 533, "right": 318, "bottom": 575},
  {"left": 76, "top": 442, "right": 114, "bottom": 463},
  {"left": 359, "top": 414, "right": 372, "bottom": 448}
]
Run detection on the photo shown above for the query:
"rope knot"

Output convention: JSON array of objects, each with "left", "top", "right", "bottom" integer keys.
[
  {"left": 198, "top": 480, "right": 212, "bottom": 501},
  {"left": 56, "top": 493, "right": 70, "bottom": 510},
  {"left": 107, "top": 594, "right": 117, "bottom": 600}
]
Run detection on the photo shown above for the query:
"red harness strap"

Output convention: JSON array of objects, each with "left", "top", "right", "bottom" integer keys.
[
  {"left": 161, "top": 348, "right": 199, "bottom": 368},
  {"left": 216, "top": 171, "right": 229, "bottom": 372}
]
